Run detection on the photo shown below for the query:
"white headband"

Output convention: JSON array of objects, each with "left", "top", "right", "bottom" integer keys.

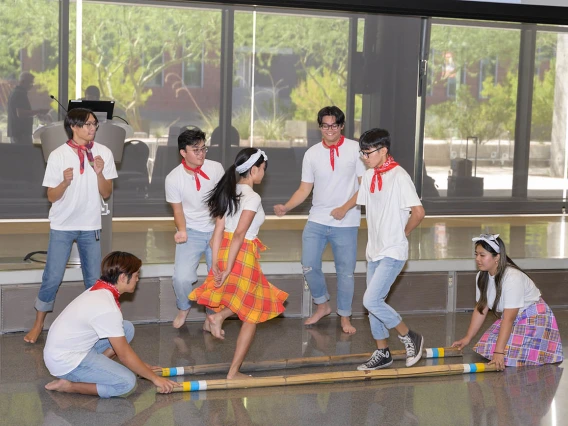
[
  {"left": 235, "top": 149, "right": 267, "bottom": 174},
  {"left": 472, "top": 233, "right": 500, "bottom": 253}
]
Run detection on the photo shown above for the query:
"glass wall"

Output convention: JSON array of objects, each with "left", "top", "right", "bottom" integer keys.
[
  {"left": 423, "top": 23, "right": 521, "bottom": 199},
  {"left": 528, "top": 29, "right": 568, "bottom": 200},
  {"left": 0, "top": 0, "right": 59, "bottom": 218},
  {"left": 0, "top": 1, "right": 566, "bottom": 220}
]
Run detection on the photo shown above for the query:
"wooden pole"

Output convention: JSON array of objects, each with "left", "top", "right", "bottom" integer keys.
[
  {"left": 160, "top": 363, "right": 498, "bottom": 393},
  {"left": 154, "top": 347, "right": 461, "bottom": 377}
]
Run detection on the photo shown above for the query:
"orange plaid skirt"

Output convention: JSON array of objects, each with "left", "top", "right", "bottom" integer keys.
[{"left": 189, "top": 232, "right": 288, "bottom": 323}]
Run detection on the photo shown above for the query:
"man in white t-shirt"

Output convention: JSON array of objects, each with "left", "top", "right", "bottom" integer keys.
[
  {"left": 355, "top": 128, "right": 426, "bottom": 370},
  {"left": 274, "top": 106, "right": 365, "bottom": 334},
  {"left": 44, "top": 251, "right": 176, "bottom": 397},
  {"left": 24, "top": 108, "right": 118, "bottom": 344},
  {"left": 165, "top": 128, "right": 224, "bottom": 328}
]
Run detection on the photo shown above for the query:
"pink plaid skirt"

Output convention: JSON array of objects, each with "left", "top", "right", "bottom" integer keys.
[{"left": 473, "top": 298, "right": 563, "bottom": 367}]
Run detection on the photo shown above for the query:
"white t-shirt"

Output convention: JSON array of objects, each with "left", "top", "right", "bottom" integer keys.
[
  {"left": 224, "top": 184, "right": 265, "bottom": 240},
  {"left": 475, "top": 267, "right": 541, "bottom": 313},
  {"left": 43, "top": 142, "right": 117, "bottom": 231},
  {"left": 301, "top": 138, "right": 366, "bottom": 227},
  {"left": 165, "top": 159, "right": 225, "bottom": 232},
  {"left": 356, "top": 166, "right": 422, "bottom": 262},
  {"left": 43, "top": 288, "right": 125, "bottom": 377}
]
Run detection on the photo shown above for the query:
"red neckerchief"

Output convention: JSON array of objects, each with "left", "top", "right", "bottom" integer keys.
[
  {"left": 182, "top": 160, "right": 210, "bottom": 191},
  {"left": 90, "top": 279, "right": 121, "bottom": 309},
  {"left": 370, "top": 155, "right": 399, "bottom": 193},
  {"left": 322, "top": 135, "right": 345, "bottom": 171},
  {"left": 66, "top": 139, "right": 94, "bottom": 174}
]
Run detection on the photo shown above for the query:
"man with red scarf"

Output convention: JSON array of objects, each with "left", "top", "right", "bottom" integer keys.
[
  {"left": 274, "top": 106, "right": 365, "bottom": 334},
  {"left": 356, "top": 128, "right": 425, "bottom": 370},
  {"left": 165, "top": 128, "right": 224, "bottom": 329},
  {"left": 43, "top": 251, "right": 176, "bottom": 397},
  {"left": 25, "top": 108, "right": 117, "bottom": 344}
]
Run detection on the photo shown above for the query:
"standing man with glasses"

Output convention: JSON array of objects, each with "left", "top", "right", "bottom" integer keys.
[
  {"left": 25, "top": 108, "right": 117, "bottom": 343},
  {"left": 274, "top": 106, "right": 365, "bottom": 334},
  {"left": 356, "top": 128, "right": 425, "bottom": 370},
  {"left": 165, "top": 128, "right": 224, "bottom": 329}
]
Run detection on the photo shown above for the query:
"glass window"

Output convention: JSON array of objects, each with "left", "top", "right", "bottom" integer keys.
[
  {"left": 0, "top": 0, "right": 58, "bottom": 219},
  {"left": 423, "top": 23, "right": 520, "bottom": 200},
  {"left": 528, "top": 31, "right": 568, "bottom": 200}
]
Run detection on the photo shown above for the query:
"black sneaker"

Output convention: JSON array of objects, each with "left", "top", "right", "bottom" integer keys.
[
  {"left": 398, "top": 330, "right": 424, "bottom": 367},
  {"left": 357, "top": 348, "right": 393, "bottom": 371}
]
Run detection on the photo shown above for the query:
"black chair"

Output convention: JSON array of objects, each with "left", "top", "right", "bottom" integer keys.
[{"left": 113, "top": 140, "right": 150, "bottom": 200}]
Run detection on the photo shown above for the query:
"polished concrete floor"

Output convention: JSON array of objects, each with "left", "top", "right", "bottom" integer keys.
[
  {"left": 1, "top": 215, "right": 567, "bottom": 270},
  {"left": 1, "top": 312, "right": 566, "bottom": 426}
]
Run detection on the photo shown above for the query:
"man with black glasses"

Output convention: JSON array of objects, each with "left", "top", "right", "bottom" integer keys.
[
  {"left": 274, "top": 106, "right": 365, "bottom": 334},
  {"left": 165, "top": 128, "right": 224, "bottom": 329},
  {"left": 25, "top": 108, "right": 117, "bottom": 343}
]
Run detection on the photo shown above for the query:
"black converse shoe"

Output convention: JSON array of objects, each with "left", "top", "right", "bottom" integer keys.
[
  {"left": 357, "top": 348, "right": 393, "bottom": 371},
  {"left": 398, "top": 330, "right": 424, "bottom": 367}
]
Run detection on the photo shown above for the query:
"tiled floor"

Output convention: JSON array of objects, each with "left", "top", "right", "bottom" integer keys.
[{"left": 1, "top": 313, "right": 565, "bottom": 426}]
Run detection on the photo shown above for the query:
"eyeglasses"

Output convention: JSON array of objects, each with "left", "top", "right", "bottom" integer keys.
[
  {"left": 190, "top": 147, "right": 208, "bottom": 155},
  {"left": 320, "top": 123, "right": 341, "bottom": 131},
  {"left": 359, "top": 147, "right": 384, "bottom": 159},
  {"left": 82, "top": 122, "right": 99, "bottom": 130}
]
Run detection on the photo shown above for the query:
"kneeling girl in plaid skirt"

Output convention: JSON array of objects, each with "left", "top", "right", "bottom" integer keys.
[
  {"left": 189, "top": 148, "right": 288, "bottom": 379},
  {"left": 452, "top": 234, "right": 563, "bottom": 370}
]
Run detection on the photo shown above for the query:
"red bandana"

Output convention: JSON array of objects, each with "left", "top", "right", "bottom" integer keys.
[
  {"left": 90, "top": 279, "right": 121, "bottom": 308},
  {"left": 322, "top": 135, "right": 345, "bottom": 171},
  {"left": 370, "top": 155, "right": 399, "bottom": 193},
  {"left": 182, "top": 161, "right": 210, "bottom": 191},
  {"left": 66, "top": 140, "right": 95, "bottom": 174}
]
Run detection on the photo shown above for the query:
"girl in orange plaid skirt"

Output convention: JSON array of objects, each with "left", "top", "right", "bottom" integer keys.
[{"left": 189, "top": 148, "right": 288, "bottom": 379}]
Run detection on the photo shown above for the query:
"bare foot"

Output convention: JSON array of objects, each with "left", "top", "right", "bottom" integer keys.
[
  {"left": 45, "top": 379, "right": 73, "bottom": 393},
  {"left": 207, "top": 314, "right": 225, "bottom": 340},
  {"left": 172, "top": 309, "right": 190, "bottom": 329},
  {"left": 227, "top": 372, "right": 253, "bottom": 380},
  {"left": 203, "top": 317, "right": 211, "bottom": 333},
  {"left": 304, "top": 303, "right": 332, "bottom": 326},
  {"left": 24, "top": 324, "right": 43, "bottom": 344},
  {"left": 340, "top": 316, "right": 356, "bottom": 334}
]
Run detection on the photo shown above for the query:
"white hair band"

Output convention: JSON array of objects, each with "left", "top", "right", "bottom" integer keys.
[
  {"left": 235, "top": 149, "right": 267, "bottom": 174},
  {"left": 472, "top": 233, "right": 500, "bottom": 253}
]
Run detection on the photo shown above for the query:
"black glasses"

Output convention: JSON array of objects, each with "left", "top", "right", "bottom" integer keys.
[
  {"left": 190, "top": 147, "right": 208, "bottom": 155},
  {"left": 82, "top": 121, "right": 99, "bottom": 130},
  {"left": 359, "top": 147, "right": 384, "bottom": 159},
  {"left": 320, "top": 123, "right": 341, "bottom": 131}
]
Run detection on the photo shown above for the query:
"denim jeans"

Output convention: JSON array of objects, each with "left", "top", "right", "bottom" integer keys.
[
  {"left": 301, "top": 221, "right": 358, "bottom": 317},
  {"left": 364, "top": 257, "right": 406, "bottom": 340},
  {"left": 172, "top": 228, "right": 213, "bottom": 311},
  {"left": 35, "top": 229, "right": 102, "bottom": 312},
  {"left": 59, "top": 320, "right": 136, "bottom": 398}
]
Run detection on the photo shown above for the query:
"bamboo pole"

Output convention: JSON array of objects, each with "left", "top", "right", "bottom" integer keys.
[
  {"left": 159, "top": 363, "right": 498, "bottom": 393},
  {"left": 154, "top": 347, "right": 461, "bottom": 377}
]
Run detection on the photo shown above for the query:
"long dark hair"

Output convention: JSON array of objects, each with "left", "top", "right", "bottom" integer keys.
[
  {"left": 207, "top": 148, "right": 267, "bottom": 218},
  {"left": 475, "top": 236, "right": 526, "bottom": 318}
]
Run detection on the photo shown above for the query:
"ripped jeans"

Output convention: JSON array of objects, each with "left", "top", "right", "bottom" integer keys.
[{"left": 301, "top": 221, "right": 358, "bottom": 317}]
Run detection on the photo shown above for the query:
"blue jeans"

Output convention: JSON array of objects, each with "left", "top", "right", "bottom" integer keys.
[
  {"left": 59, "top": 320, "right": 136, "bottom": 398},
  {"left": 172, "top": 228, "right": 213, "bottom": 311},
  {"left": 36, "top": 229, "right": 102, "bottom": 312},
  {"left": 364, "top": 257, "right": 406, "bottom": 340},
  {"left": 301, "top": 221, "right": 358, "bottom": 317}
]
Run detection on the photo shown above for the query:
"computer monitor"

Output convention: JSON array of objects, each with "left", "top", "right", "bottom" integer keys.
[{"left": 67, "top": 100, "right": 115, "bottom": 120}]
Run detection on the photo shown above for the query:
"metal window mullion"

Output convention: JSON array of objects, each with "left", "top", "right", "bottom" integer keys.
[
  {"left": 512, "top": 24, "right": 537, "bottom": 198},
  {"left": 58, "top": 0, "right": 70, "bottom": 120}
]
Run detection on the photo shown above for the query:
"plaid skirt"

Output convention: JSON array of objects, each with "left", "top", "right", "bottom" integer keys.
[
  {"left": 189, "top": 232, "right": 288, "bottom": 324},
  {"left": 473, "top": 298, "right": 563, "bottom": 367}
]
